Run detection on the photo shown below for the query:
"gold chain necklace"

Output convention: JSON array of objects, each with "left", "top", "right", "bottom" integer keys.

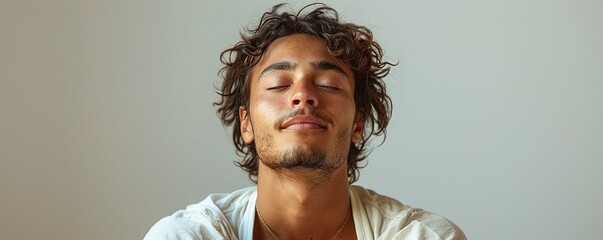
[{"left": 255, "top": 204, "right": 351, "bottom": 240}]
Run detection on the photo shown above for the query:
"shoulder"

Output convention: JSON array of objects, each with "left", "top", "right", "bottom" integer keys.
[
  {"left": 144, "top": 215, "right": 203, "bottom": 240},
  {"left": 380, "top": 208, "right": 467, "bottom": 240},
  {"left": 199, "top": 186, "right": 256, "bottom": 214},
  {"left": 143, "top": 208, "right": 236, "bottom": 240},
  {"left": 144, "top": 187, "right": 256, "bottom": 240},
  {"left": 351, "top": 185, "right": 467, "bottom": 240}
]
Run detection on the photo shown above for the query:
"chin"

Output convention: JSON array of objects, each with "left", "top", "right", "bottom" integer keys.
[{"left": 261, "top": 146, "right": 327, "bottom": 169}]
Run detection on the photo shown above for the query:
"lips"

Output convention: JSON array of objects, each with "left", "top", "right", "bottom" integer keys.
[{"left": 280, "top": 115, "right": 327, "bottom": 130}]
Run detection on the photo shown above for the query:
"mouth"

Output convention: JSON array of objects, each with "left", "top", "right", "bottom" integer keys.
[{"left": 280, "top": 115, "right": 327, "bottom": 130}]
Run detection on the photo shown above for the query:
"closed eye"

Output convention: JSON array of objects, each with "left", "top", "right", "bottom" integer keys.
[
  {"left": 267, "top": 85, "right": 289, "bottom": 91},
  {"left": 318, "top": 85, "right": 340, "bottom": 91}
]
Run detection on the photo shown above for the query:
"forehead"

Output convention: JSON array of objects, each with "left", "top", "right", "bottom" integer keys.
[{"left": 251, "top": 34, "right": 353, "bottom": 78}]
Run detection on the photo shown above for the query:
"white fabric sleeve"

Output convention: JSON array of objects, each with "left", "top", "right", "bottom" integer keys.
[
  {"left": 378, "top": 209, "right": 467, "bottom": 240},
  {"left": 143, "top": 209, "right": 238, "bottom": 240}
]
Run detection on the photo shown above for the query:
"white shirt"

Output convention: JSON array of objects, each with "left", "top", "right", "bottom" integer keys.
[{"left": 144, "top": 185, "right": 466, "bottom": 240}]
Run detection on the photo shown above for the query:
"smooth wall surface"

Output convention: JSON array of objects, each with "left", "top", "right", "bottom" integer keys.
[{"left": 1, "top": 1, "right": 601, "bottom": 239}]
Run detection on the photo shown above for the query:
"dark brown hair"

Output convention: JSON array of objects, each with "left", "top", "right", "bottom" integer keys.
[{"left": 214, "top": 3, "right": 394, "bottom": 183}]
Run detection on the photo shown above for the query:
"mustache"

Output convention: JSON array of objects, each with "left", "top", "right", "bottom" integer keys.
[{"left": 273, "top": 108, "right": 334, "bottom": 129}]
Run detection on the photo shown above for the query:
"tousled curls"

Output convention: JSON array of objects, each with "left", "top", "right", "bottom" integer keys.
[{"left": 214, "top": 3, "right": 394, "bottom": 183}]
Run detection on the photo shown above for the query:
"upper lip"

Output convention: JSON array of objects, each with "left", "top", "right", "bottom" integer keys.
[{"left": 280, "top": 115, "right": 327, "bottom": 129}]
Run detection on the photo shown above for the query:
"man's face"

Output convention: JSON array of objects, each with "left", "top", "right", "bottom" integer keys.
[{"left": 239, "top": 34, "right": 363, "bottom": 174}]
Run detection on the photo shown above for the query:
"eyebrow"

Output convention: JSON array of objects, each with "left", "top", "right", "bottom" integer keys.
[
  {"left": 258, "top": 61, "right": 297, "bottom": 78},
  {"left": 310, "top": 61, "right": 349, "bottom": 78},
  {"left": 258, "top": 60, "right": 350, "bottom": 79}
]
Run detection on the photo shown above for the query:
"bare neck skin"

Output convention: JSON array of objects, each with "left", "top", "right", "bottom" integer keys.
[{"left": 254, "top": 163, "right": 356, "bottom": 240}]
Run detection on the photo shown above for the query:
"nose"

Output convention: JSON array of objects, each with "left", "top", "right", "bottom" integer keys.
[{"left": 290, "top": 83, "right": 318, "bottom": 108}]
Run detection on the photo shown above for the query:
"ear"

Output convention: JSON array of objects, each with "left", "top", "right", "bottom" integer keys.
[
  {"left": 351, "top": 112, "right": 364, "bottom": 143},
  {"left": 239, "top": 106, "right": 254, "bottom": 144}
]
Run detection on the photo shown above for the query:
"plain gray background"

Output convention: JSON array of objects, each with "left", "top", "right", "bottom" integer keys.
[{"left": 1, "top": 0, "right": 602, "bottom": 239}]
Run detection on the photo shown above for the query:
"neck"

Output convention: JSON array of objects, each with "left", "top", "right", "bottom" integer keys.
[{"left": 254, "top": 163, "right": 354, "bottom": 240}]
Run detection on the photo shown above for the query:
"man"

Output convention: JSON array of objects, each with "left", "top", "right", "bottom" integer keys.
[{"left": 145, "top": 3, "right": 466, "bottom": 240}]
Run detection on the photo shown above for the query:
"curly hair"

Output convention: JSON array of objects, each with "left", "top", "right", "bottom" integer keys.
[{"left": 214, "top": 3, "right": 394, "bottom": 184}]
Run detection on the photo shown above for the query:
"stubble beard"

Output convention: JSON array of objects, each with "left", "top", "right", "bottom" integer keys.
[{"left": 257, "top": 128, "right": 349, "bottom": 185}]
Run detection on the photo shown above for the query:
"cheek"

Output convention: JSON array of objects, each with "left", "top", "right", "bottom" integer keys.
[
  {"left": 331, "top": 99, "right": 357, "bottom": 120},
  {"left": 249, "top": 95, "right": 285, "bottom": 130},
  {"left": 252, "top": 99, "right": 282, "bottom": 122}
]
